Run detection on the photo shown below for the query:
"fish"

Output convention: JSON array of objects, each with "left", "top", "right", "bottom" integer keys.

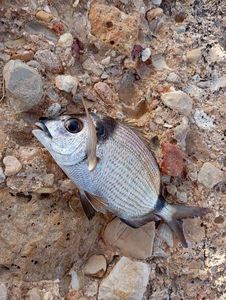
[{"left": 32, "top": 113, "right": 210, "bottom": 247}]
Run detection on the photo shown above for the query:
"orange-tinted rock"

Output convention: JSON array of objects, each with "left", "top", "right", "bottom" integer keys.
[
  {"left": 89, "top": 4, "right": 139, "bottom": 55},
  {"left": 161, "top": 143, "right": 186, "bottom": 177}
]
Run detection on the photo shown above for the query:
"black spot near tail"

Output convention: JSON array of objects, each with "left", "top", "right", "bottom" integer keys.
[{"left": 96, "top": 117, "right": 117, "bottom": 142}]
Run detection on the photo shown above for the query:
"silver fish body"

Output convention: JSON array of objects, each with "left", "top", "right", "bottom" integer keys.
[{"left": 33, "top": 114, "right": 210, "bottom": 247}]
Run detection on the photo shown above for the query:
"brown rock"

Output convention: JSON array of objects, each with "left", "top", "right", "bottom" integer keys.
[
  {"left": 34, "top": 50, "right": 63, "bottom": 73},
  {"left": 186, "top": 130, "right": 209, "bottom": 160},
  {"left": 160, "top": 143, "right": 186, "bottom": 177},
  {"left": 3, "top": 156, "right": 22, "bottom": 176},
  {"left": 84, "top": 254, "right": 107, "bottom": 278},
  {"left": 36, "top": 10, "right": 53, "bottom": 22},
  {"left": 93, "top": 82, "right": 117, "bottom": 105},
  {"left": 11, "top": 50, "right": 34, "bottom": 62},
  {"left": 89, "top": 4, "right": 139, "bottom": 55},
  {"left": 146, "top": 8, "right": 163, "bottom": 22},
  {"left": 103, "top": 218, "right": 155, "bottom": 259}
]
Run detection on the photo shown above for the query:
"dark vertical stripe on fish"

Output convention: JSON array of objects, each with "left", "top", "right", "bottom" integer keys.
[
  {"left": 96, "top": 117, "right": 117, "bottom": 142},
  {"left": 154, "top": 195, "right": 166, "bottom": 212}
]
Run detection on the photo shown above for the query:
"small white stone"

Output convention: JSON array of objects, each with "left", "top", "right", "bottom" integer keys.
[
  {"left": 101, "top": 56, "right": 111, "bottom": 65},
  {"left": 166, "top": 72, "right": 181, "bottom": 83},
  {"left": 58, "top": 33, "right": 74, "bottom": 48},
  {"left": 0, "top": 166, "right": 6, "bottom": 183},
  {"left": 72, "top": 0, "right": 80, "bottom": 8},
  {"left": 152, "top": 0, "right": 162, "bottom": 6},
  {"left": 55, "top": 75, "right": 78, "bottom": 95},
  {"left": 98, "top": 257, "right": 150, "bottom": 300},
  {"left": 0, "top": 283, "right": 7, "bottom": 300},
  {"left": 69, "top": 270, "right": 80, "bottom": 291},
  {"left": 84, "top": 254, "right": 107, "bottom": 278},
  {"left": 158, "top": 223, "right": 174, "bottom": 247},
  {"left": 82, "top": 58, "right": 103, "bottom": 76},
  {"left": 186, "top": 48, "right": 202, "bottom": 63},
  {"left": 161, "top": 90, "right": 193, "bottom": 115},
  {"left": 198, "top": 162, "right": 224, "bottom": 189},
  {"left": 141, "top": 48, "right": 152, "bottom": 62},
  {"left": 193, "top": 109, "right": 214, "bottom": 130},
  {"left": 176, "top": 191, "right": 188, "bottom": 203},
  {"left": 3, "top": 156, "right": 22, "bottom": 176}
]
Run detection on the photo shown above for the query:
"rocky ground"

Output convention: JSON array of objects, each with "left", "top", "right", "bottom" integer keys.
[{"left": 0, "top": 0, "right": 225, "bottom": 299}]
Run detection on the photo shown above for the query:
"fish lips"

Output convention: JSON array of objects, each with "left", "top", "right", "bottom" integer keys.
[{"left": 32, "top": 120, "right": 53, "bottom": 149}]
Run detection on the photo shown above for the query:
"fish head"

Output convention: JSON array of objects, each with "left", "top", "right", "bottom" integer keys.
[{"left": 32, "top": 114, "right": 90, "bottom": 166}]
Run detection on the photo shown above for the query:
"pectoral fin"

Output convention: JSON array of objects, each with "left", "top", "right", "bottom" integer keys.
[
  {"left": 84, "top": 192, "right": 108, "bottom": 214},
  {"left": 79, "top": 190, "right": 96, "bottom": 220}
]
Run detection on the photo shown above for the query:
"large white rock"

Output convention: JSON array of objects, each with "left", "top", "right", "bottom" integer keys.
[{"left": 98, "top": 257, "right": 150, "bottom": 300}]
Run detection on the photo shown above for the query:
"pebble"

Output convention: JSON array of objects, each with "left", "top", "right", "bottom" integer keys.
[
  {"left": 93, "top": 82, "right": 116, "bottom": 105},
  {"left": 18, "top": 147, "right": 39, "bottom": 162},
  {"left": 160, "top": 143, "right": 186, "bottom": 177},
  {"left": 82, "top": 58, "right": 103, "bottom": 76},
  {"left": 166, "top": 72, "right": 181, "bottom": 83},
  {"left": 69, "top": 270, "right": 80, "bottom": 291},
  {"left": 25, "top": 21, "right": 57, "bottom": 42},
  {"left": 55, "top": 75, "right": 78, "bottom": 95},
  {"left": 3, "top": 60, "right": 43, "bottom": 112},
  {"left": 176, "top": 191, "right": 188, "bottom": 203},
  {"left": 186, "top": 130, "right": 209, "bottom": 160},
  {"left": 84, "top": 254, "right": 107, "bottom": 278},
  {"left": 98, "top": 257, "right": 150, "bottom": 300},
  {"left": 0, "top": 167, "right": 6, "bottom": 183},
  {"left": 186, "top": 48, "right": 202, "bottom": 63},
  {"left": 58, "top": 33, "right": 74, "bottom": 48},
  {"left": 141, "top": 48, "right": 152, "bottom": 62},
  {"left": 193, "top": 109, "right": 214, "bottom": 130},
  {"left": 101, "top": 56, "right": 111, "bottom": 65},
  {"left": 183, "top": 218, "right": 205, "bottom": 247},
  {"left": 36, "top": 10, "right": 53, "bottom": 22},
  {"left": 198, "top": 162, "right": 224, "bottom": 189},
  {"left": 158, "top": 223, "right": 174, "bottom": 247},
  {"left": 174, "top": 117, "right": 189, "bottom": 149},
  {"left": 34, "top": 50, "right": 63, "bottom": 73},
  {"left": 161, "top": 90, "right": 193, "bottom": 115},
  {"left": 3, "top": 156, "right": 22, "bottom": 176},
  {"left": 118, "top": 72, "right": 136, "bottom": 105},
  {"left": 27, "top": 288, "right": 42, "bottom": 300},
  {"left": 11, "top": 50, "right": 34, "bottom": 62},
  {"left": 0, "top": 283, "right": 7, "bottom": 300},
  {"left": 146, "top": 8, "right": 163, "bottom": 22},
  {"left": 47, "top": 103, "right": 61, "bottom": 117},
  {"left": 152, "top": 54, "right": 170, "bottom": 70},
  {"left": 103, "top": 218, "right": 155, "bottom": 259},
  {"left": 152, "top": 0, "right": 162, "bottom": 5}
]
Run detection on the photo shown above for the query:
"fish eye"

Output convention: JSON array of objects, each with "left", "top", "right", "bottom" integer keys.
[{"left": 64, "top": 118, "right": 83, "bottom": 133}]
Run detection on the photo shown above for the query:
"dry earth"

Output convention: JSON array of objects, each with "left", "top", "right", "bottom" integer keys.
[{"left": 0, "top": 0, "right": 225, "bottom": 299}]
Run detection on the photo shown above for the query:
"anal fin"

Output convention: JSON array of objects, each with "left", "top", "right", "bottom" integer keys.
[{"left": 120, "top": 212, "right": 160, "bottom": 228}]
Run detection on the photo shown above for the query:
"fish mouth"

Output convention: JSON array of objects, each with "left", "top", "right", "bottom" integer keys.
[{"left": 35, "top": 120, "right": 52, "bottom": 139}]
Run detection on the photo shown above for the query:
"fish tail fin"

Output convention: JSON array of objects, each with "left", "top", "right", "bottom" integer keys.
[{"left": 155, "top": 196, "right": 211, "bottom": 248}]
